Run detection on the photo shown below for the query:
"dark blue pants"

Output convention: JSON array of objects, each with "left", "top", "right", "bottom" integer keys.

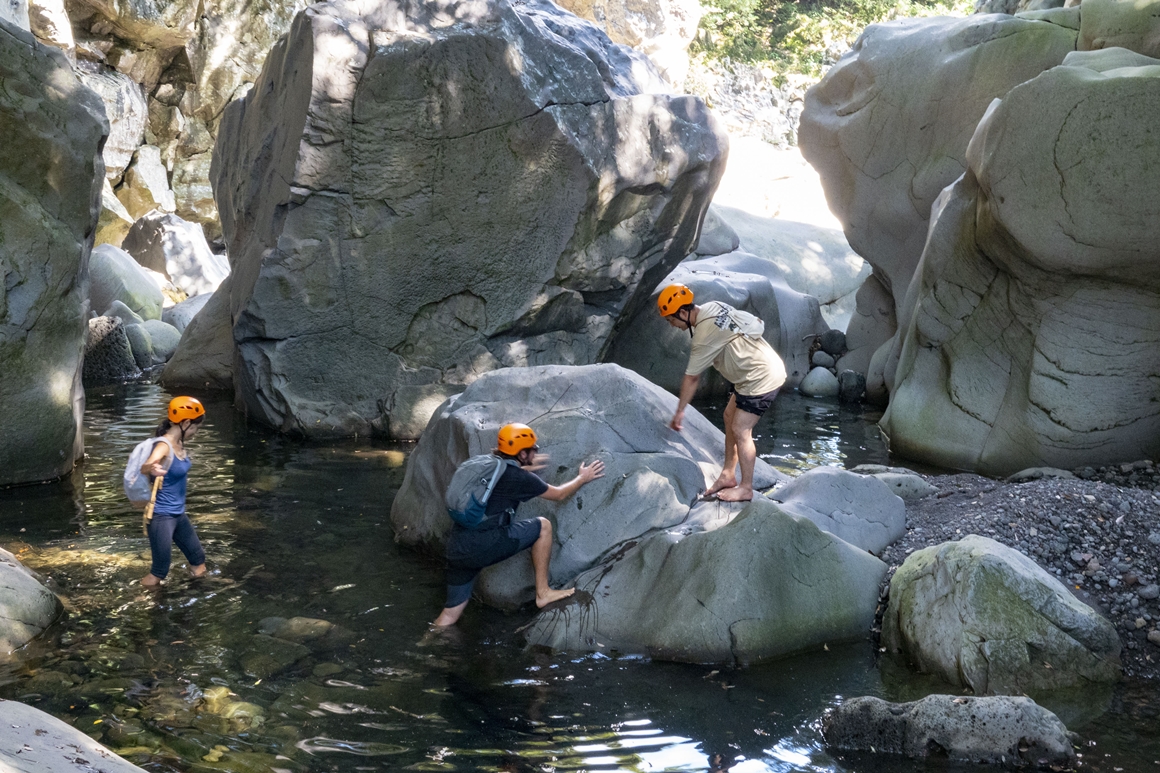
[{"left": 148, "top": 513, "right": 206, "bottom": 579}]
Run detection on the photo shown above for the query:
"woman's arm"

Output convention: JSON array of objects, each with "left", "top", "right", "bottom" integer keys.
[{"left": 141, "top": 441, "right": 171, "bottom": 478}]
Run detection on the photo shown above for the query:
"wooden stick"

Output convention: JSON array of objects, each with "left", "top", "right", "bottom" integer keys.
[{"left": 143, "top": 475, "right": 163, "bottom": 537}]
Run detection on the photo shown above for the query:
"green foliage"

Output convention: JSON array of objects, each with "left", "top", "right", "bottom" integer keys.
[{"left": 693, "top": 0, "right": 974, "bottom": 77}]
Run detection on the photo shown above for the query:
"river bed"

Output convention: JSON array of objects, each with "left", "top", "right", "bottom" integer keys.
[{"left": 0, "top": 383, "right": 1155, "bottom": 773}]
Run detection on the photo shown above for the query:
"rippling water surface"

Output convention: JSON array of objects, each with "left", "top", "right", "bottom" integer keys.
[{"left": 0, "top": 383, "right": 1155, "bottom": 773}]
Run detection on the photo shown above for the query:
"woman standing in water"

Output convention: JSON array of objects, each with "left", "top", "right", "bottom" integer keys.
[{"left": 140, "top": 396, "right": 209, "bottom": 587}]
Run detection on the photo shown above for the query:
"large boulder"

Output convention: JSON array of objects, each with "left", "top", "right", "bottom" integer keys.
[
  {"left": 768, "top": 466, "right": 905, "bottom": 554},
  {"left": 1079, "top": 0, "right": 1160, "bottom": 59},
  {"left": 0, "top": 21, "right": 107, "bottom": 486},
  {"left": 554, "top": 0, "right": 702, "bottom": 84},
  {"left": 823, "top": 695, "right": 1075, "bottom": 769},
  {"left": 95, "top": 178, "right": 134, "bottom": 247},
  {"left": 142, "top": 318, "right": 181, "bottom": 363},
  {"left": 64, "top": 0, "right": 198, "bottom": 48},
  {"left": 211, "top": 0, "right": 725, "bottom": 438},
  {"left": 89, "top": 243, "right": 164, "bottom": 321},
  {"left": 799, "top": 15, "right": 1076, "bottom": 316},
  {"left": 836, "top": 271, "right": 895, "bottom": 377},
  {"left": 391, "top": 364, "right": 785, "bottom": 609},
  {"left": 607, "top": 251, "right": 829, "bottom": 394},
  {"left": 115, "top": 144, "right": 176, "bottom": 219},
  {"left": 0, "top": 547, "right": 61, "bottom": 657},
  {"left": 0, "top": 699, "right": 148, "bottom": 773},
  {"left": 162, "top": 291, "right": 213, "bottom": 333},
  {"left": 882, "top": 536, "right": 1121, "bottom": 694},
  {"left": 881, "top": 51, "right": 1160, "bottom": 474},
  {"left": 122, "top": 211, "right": 229, "bottom": 297},
  {"left": 160, "top": 276, "right": 234, "bottom": 390},
  {"left": 83, "top": 316, "right": 142, "bottom": 384},
  {"left": 524, "top": 497, "right": 887, "bottom": 663}
]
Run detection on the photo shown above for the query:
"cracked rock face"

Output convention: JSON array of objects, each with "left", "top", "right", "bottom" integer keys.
[
  {"left": 210, "top": 0, "right": 725, "bottom": 438},
  {"left": 525, "top": 497, "right": 887, "bottom": 664},
  {"left": 881, "top": 51, "right": 1160, "bottom": 474},
  {"left": 823, "top": 694, "right": 1075, "bottom": 768},
  {"left": 608, "top": 251, "right": 828, "bottom": 394},
  {"left": 390, "top": 363, "right": 785, "bottom": 611},
  {"left": 0, "top": 546, "right": 62, "bottom": 658},
  {"left": 798, "top": 15, "right": 1076, "bottom": 317},
  {"left": 882, "top": 535, "right": 1122, "bottom": 693},
  {"left": 0, "top": 22, "right": 107, "bottom": 486}
]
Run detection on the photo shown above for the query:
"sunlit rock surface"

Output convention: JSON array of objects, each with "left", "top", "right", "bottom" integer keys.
[
  {"left": 881, "top": 50, "right": 1160, "bottom": 473},
  {"left": 0, "top": 21, "right": 106, "bottom": 486},
  {"left": 391, "top": 363, "right": 785, "bottom": 610},
  {"left": 554, "top": 0, "right": 702, "bottom": 83},
  {"left": 525, "top": 497, "right": 886, "bottom": 664},
  {"left": 0, "top": 700, "right": 147, "bottom": 773},
  {"left": 799, "top": 15, "right": 1076, "bottom": 315},
  {"left": 212, "top": 0, "right": 725, "bottom": 437},
  {"left": 608, "top": 250, "right": 828, "bottom": 393}
]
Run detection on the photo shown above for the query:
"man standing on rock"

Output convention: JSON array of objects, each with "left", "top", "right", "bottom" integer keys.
[
  {"left": 658, "top": 284, "right": 786, "bottom": 502},
  {"left": 433, "top": 423, "right": 604, "bottom": 627}
]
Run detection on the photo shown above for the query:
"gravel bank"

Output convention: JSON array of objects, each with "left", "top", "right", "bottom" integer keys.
[{"left": 873, "top": 461, "right": 1160, "bottom": 681}]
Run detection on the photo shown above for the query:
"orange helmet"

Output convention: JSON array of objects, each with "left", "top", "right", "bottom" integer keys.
[
  {"left": 657, "top": 284, "right": 693, "bottom": 317},
  {"left": 497, "top": 423, "right": 537, "bottom": 454},
  {"left": 168, "top": 396, "right": 205, "bottom": 423}
]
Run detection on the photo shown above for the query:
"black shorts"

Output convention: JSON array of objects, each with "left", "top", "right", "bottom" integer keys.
[
  {"left": 727, "top": 383, "right": 780, "bottom": 416},
  {"left": 443, "top": 516, "right": 542, "bottom": 607}
]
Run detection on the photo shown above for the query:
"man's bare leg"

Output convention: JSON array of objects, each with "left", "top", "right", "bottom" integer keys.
[
  {"left": 433, "top": 600, "right": 468, "bottom": 627},
  {"left": 532, "top": 517, "right": 573, "bottom": 607},
  {"left": 717, "top": 409, "right": 762, "bottom": 502},
  {"left": 706, "top": 396, "right": 740, "bottom": 496}
]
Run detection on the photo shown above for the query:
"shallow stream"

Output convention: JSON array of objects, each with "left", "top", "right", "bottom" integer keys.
[{"left": 0, "top": 384, "right": 1156, "bottom": 772}]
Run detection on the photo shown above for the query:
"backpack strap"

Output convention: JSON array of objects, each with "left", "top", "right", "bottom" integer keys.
[{"left": 480, "top": 456, "right": 512, "bottom": 504}]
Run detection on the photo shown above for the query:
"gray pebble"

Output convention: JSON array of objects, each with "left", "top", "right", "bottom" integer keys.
[
  {"left": 1148, "top": 532, "right": 1160, "bottom": 545},
  {"left": 1139, "top": 584, "right": 1160, "bottom": 601}
]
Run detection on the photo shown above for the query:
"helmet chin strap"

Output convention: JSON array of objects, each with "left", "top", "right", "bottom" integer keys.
[{"left": 681, "top": 307, "right": 694, "bottom": 338}]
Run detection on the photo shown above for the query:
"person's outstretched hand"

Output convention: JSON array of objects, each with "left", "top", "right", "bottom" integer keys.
[
  {"left": 579, "top": 459, "right": 605, "bottom": 483},
  {"left": 669, "top": 410, "right": 684, "bottom": 432},
  {"left": 522, "top": 452, "right": 550, "bottom": 472}
]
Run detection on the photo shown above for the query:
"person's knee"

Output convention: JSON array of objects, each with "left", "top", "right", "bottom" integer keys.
[{"left": 537, "top": 517, "right": 552, "bottom": 540}]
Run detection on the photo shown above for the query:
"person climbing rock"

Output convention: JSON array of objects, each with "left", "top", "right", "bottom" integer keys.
[
  {"left": 658, "top": 284, "right": 786, "bottom": 502},
  {"left": 140, "top": 396, "right": 209, "bottom": 587},
  {"left": 433, "top": 423, "right": 604, "bottom": 627}
]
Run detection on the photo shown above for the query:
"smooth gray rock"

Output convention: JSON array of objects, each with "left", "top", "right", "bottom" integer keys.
[
  {"left": 883, "top": 535, "right": 1122, "bottom": 693},
  {"left": 103, "top": 299, "right": 145, "bottom": 326},
  {"left": 162, "top": 291, "right": 213, "bottom": 333},
  {"left": 868, "top": 472, "right": 937, "bottom": 501},
  {"left": 0, "top": 21, "right": 106, "bottom": 487},
  {"left": 769, "top": 466, "right": 905, "bottom": 554},
  {"left": 693, "top": 204, "right": 740, "bottom": 256},
  {"left": 836, "top": 271, "right": 895, "bottom": 377},
  {"left": 141, "top": 319, "right": 181, "bottom": 363},
  {"left": 819, "top": 329, "right": 846, "bottom": 356},
  {"left": 811, "top": 350, "right": 835, "bottom": 369},
  {"left": 211, "top": 0, "right": 724, "bottom": 438},
  {"left": 524, "top": 498, "right": 887, "bottom": 663},
  {"left": 0, "top": 699, "right": 148, "bottom": 773},
  {"left": 1, "top": 0, "right": 28, "bottom": 30},
  {"left": 799, "top": 366, "right": 839, "bottom": 398},
  {"left": 89, "top": 244, "right": 164, "bottom": 322},
  {"left": 160, "top": 276, "right": 233, "bottom": 390},
  {"left": 121, "top": 211, "right": 229, "bottom": 297},
  {"left": 386, "top": 383, "right": 464, "bottom": 441},
  {"left": 391, "top": 364, "right": 786, "bottom": 609},
  {"left": 74, "top": 68, "right": 147, "bottom": 182},
  {"left": 837, "top": 369, "right": 865, "bottom": 404},
  {"left": 123, "top": 322, "right": 153, "bottom": 370},
  {"left": 823, "top": 694, "right": 1075, "bottom": 769},
  {"left": 799, "top": 15, "right": 1076, "bottom": 318},
  {"left": 0, "top": 547, "right": 61, "bottom": 658},
  {"left": 83, "top": 317, "right": 142, "bottom": 385},
  {"left": 1007, "top": 467, "right": 1076, "bottom": 483},
  {"left": 881, "top": 54, "right": 1160, "bottom": 474},
  {"left": 608, "top": 251, "right": 828, "bottom": 393}
]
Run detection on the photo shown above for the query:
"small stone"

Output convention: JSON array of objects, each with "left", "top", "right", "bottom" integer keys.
[
  {"left": 1136, "top": 618, "right": 1147, "bottom": 629},
  {"left": 1124, "top": 572, "right": 1139, "bottom": 586},
  {"left": 811, "top": 350, "right": 836, "bottom": 369},
  {"left": 1149, "top": 630, "right": 1160, "bottom": 647},
  {"left": 1138, "top": 584, "right": 1160, "bottom": 601},
  {"left": 1147, "top": 532, "right": 1160, "bottom": 545}
]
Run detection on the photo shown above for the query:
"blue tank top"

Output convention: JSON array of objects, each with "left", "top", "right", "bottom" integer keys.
[{"left": 153, "top": 451, "right": 192, "bottom": 516}]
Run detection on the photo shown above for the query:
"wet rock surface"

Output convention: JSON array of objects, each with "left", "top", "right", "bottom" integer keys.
[
  {"left": 876, "top": 463, "right": 1160, "bottom": 681},
  {"left": 0, "top": 698, "right": 148, "bottom": 773}
]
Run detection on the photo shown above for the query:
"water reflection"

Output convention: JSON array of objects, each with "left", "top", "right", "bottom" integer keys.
[{"left": 0, "top": 383, "right": 1152, "bottom": 773}]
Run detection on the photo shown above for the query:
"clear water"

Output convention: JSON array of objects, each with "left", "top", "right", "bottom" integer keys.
[{"left": 0, "top": 383, "right": 1154, "bottom": 773}]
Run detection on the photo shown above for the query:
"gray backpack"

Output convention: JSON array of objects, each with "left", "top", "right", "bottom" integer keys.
[{"left": 445, "top": 454, "right": 518, "bottom": 529}]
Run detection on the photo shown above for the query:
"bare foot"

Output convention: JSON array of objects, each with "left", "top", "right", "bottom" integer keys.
[
  {"left": 140, "top": 574, "right": 162, "bottom": 587},
  {"left": 704, "top": 474, "right": 738, "bottom": 498},
  {"left": 716, "top": 485, "right": 754, "bottom": 502},
  {"left": 536, "top": 587, "right": 575, "bottom": 608},
  {"left": 190, "top": 565, "right": 208, "bottom": 578}
]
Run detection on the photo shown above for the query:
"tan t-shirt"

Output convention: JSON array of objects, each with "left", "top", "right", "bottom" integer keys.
[{"left": 685, "top": 301, "right": 787, "bottom": 396}]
